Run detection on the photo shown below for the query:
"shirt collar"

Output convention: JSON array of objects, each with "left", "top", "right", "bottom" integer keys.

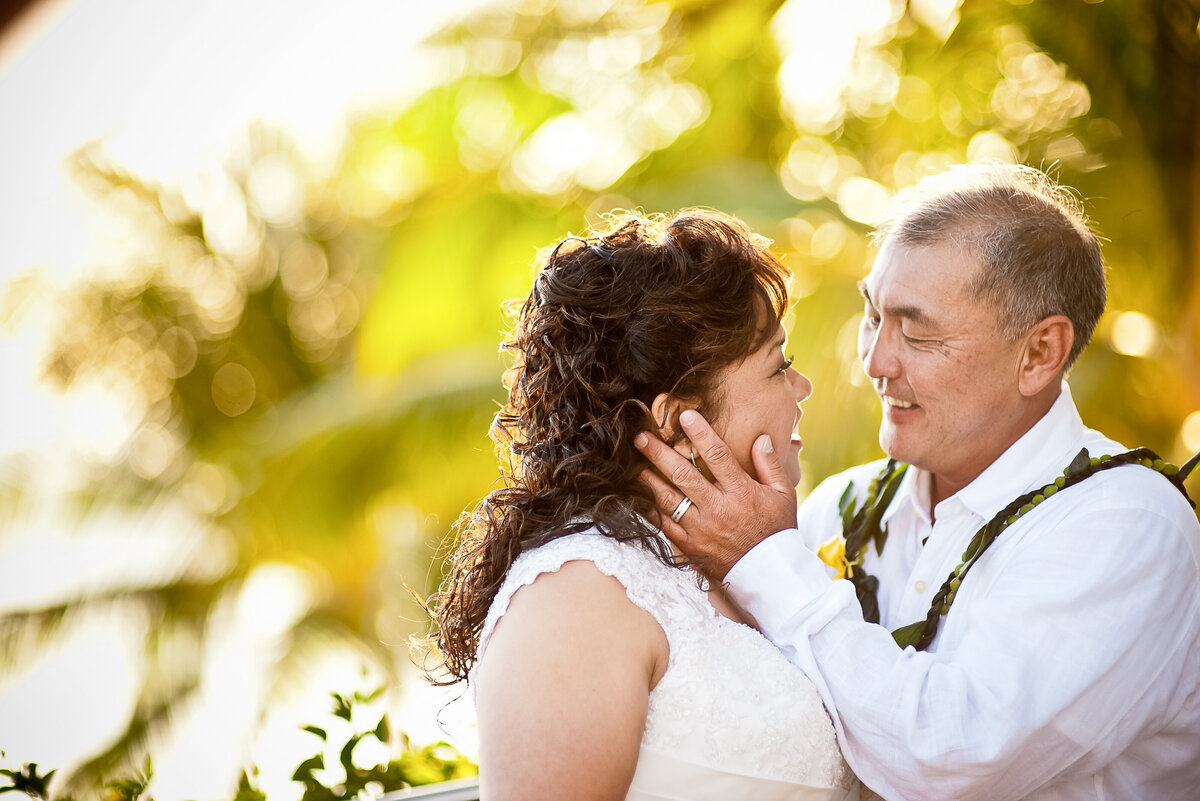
[
  {"left": 883, "top": 382, "right": 1085, "bottom": 524},
  {"left": 883, "top": 467, "right": 931, "bottom": 527}
]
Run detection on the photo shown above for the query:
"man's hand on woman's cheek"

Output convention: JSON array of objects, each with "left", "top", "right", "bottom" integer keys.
[{"left": 634, "top": 410, "right": 799, "bottom": 581}]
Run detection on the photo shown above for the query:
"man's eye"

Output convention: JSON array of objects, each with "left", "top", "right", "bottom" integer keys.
[{"left": 902, "top": 331, "right": 937, "bottom": 346}]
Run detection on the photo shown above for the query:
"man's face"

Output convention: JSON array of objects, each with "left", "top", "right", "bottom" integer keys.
[{"left": 857, "top": 238, "right": 1028, "bottom": 494}]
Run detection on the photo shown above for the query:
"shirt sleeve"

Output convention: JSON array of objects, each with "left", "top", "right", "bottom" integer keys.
[
  {"left": 794, "top": 466, "right": 869, "bottom": 551},
  {"left": 724, "top": 470, "right": 858, "bottom": 631},
  {"left": 725, "top": 468, "right": 1200, "bottom": 801}
]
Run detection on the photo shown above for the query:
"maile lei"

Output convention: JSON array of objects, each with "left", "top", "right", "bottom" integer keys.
[{"left": 819, "top": 447, "right": 1199, "bottom": 651}]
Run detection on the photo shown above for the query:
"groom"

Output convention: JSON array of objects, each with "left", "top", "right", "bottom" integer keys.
[{"left": 635, "top": 163, "right": 1200, "bottom": 800}]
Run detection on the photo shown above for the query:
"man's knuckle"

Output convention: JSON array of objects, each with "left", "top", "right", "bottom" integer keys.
[
  {"left": 702, "top": 440, "right": 733, "bottom": 465},
  {"left": 728, "top": 482, "right": 758, "bottom": 504},
  {"left": 705, "top": 502, "right": 734, "bottom": 525},
  {"left": 668, "top": 463, "right": 695, "bottom": 487}
]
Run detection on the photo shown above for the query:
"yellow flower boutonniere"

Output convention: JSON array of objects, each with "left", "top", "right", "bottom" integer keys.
[{"left": 817, "top": 534, "right": 856, "bottom": 580}]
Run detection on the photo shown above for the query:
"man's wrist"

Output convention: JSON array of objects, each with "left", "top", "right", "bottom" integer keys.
[{"left": 725, "top": 528, "right": 836, "bottom": 633}]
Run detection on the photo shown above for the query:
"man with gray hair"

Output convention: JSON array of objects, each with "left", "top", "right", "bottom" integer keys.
[{"left": 636, "top": 162, "right": 1200, "bottom": 799}]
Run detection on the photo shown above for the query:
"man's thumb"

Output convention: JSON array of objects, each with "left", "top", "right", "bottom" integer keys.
[{"left": 751, "top": 434, "right": 792, "bottom": 492}]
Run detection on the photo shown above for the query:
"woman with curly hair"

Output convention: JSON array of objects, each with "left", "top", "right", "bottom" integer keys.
[{"left": 422, "top": 209, "right": 858, "bottom": 800}]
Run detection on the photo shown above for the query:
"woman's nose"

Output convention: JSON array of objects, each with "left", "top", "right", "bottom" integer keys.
[{"left": 790, "top": 369, "right": 813, "bottom": 403}]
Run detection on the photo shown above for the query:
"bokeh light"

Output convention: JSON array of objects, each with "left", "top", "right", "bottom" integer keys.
[
  {"left": 2, "top": 0, "right": 1198, "bottom": 795},
  {"left": 1182, "top": 411, "right": 1200, "bottom": 453},
  {"left": 1108, "top": 310, "right": 1162, "bottom": 358}
]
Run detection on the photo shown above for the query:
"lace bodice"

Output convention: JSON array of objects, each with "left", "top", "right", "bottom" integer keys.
[{"left": 475, "top": 528, "right": 857, "bottom": 797}]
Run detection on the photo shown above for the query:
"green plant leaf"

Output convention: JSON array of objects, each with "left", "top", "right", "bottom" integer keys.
[
  {"left": 892, "top": 621, "right": 927, "bottom": 649},
  {"left": 1067, "top": 448, "right": 1091, "bottom": 477},
  {"left": 291, "top": 754, "right": 324, "bottom": 782}
]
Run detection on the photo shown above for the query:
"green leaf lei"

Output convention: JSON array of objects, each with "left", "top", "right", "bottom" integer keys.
[
  {"left": 838, "top": 447, "right": 1199, "bottom": 651},
  {"left": 836, "top": 458, "right": 907, "bottom": 625}
]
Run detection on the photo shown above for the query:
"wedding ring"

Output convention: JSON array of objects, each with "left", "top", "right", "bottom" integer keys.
[{"left": 670, "top": 496, "right": 693, "bottom": 523}]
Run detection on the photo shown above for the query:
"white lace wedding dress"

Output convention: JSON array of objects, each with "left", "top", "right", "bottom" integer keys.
[{"left": 475, "top": 528, "right": 860, "bottom": 800}]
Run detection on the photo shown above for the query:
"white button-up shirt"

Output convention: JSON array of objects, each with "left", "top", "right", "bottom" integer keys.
[{"left": 726, "top": 386, "right": 1200, "bottom": 800}]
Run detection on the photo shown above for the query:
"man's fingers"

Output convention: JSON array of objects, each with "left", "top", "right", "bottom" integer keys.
[
  {"left": 636, "top": 469, "right": 694, "bottom": 545},
  {"left": 751, "top": 434, "right": 794, "bottom": 495},
  {"left": 638, "top": 466, "right": 686, "bottom": 518},
  {"left": 678, "top": 410, "right": 745, "bottom": 488},
  {"left": 634, "top": 429, "right": 716, "bottom": 501}
]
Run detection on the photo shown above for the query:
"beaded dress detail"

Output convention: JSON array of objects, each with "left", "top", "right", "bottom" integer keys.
[{"left": 476, "top": 529, "right": 858, "bottom": 800}]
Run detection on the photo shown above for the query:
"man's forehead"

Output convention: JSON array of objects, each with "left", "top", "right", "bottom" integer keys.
[
  {"left": 859, "top": 241, "right": 983, "bottom": 327},
  {"left": 862, "top": 240, "right": 977, "bottom": 296}
]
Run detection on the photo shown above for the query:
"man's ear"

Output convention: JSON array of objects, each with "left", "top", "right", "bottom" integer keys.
[
  {"left": 1018, "top": 315, "right": 1074, "bottom": 397},
  {"left": 650, "top": 392, "right": 700, "bottom": 447}
]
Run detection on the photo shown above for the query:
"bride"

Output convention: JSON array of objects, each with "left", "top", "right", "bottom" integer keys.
[{"left": 422, "top": 209, "right": 859, "bottom": 800}]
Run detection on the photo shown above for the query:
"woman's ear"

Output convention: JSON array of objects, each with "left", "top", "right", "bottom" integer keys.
[{"left": 649, "top": 392, "right": 699, "bottom": 451}]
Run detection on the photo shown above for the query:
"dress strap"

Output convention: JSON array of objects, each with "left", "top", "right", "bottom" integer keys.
[{"left": 476, "top": 530, "right": 699, "bottom": 666}]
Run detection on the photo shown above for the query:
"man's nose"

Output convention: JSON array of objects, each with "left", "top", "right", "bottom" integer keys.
[{"left": 860, "top": 323, "right": 900, "bottom": 381}]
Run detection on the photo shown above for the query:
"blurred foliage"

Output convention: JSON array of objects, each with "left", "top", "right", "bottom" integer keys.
[
  {"left": 287, "top": 688, "right": 475, "bottom": 801},
  {"left": 0, "top": 758, "right": 149, "bottom": 801},
  {"left": 3, "top": 0, "right": 1199, "bottom": 792},
  {"left": 0, "top": 762, "right": 57, "bottom": 799},
  {"left": 0, "top": 690, "right": 475, "bottom": 800}
]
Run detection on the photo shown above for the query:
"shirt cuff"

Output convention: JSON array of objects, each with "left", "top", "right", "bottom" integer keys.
[{"left": 725, "top": 528, "right": 837, "bottom": 634}]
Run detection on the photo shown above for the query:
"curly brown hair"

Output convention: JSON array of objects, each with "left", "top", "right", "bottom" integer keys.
[{"left": 421, "top": 209, "right": 791, "bottom": 683}]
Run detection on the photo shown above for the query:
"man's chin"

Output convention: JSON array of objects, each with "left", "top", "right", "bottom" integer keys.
[{"left": 878, "top": 429, "right": 916, "bottom": 465}]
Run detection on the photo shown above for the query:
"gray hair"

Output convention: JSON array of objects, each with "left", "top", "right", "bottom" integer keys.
[{"left": 873, "top": 162, "right": 1106, "bottom": 370}]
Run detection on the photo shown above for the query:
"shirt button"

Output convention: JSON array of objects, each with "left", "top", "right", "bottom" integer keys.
[{"left": 914, "top": 580, "right": 927, "bottom": 593}]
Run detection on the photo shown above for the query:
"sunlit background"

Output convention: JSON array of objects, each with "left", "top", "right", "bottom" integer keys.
[{"left": 1, "top": 0, "right": 1198, "bottom": 798}]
